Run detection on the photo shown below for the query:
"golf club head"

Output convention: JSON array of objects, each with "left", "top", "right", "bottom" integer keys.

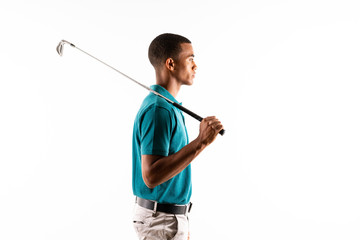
[{"left": 56, "top": 40, "right": 75, "bottom": 56}]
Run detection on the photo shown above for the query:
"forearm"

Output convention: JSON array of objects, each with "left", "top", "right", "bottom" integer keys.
[
  {"left": 142, "top": 116, "right": 223, "bottom": 189},
  {"left": 142, "top": 137, "right": 205, "bottom": 189}
]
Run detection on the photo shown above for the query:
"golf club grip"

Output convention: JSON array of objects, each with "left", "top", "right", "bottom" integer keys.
[{"left": 172, "top": 102, "right": 225, "bottom": 136}]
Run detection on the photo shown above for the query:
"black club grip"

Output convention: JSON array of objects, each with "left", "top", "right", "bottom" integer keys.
[{"left": 172, "top": 102, "right": 225, "bottom": 136}]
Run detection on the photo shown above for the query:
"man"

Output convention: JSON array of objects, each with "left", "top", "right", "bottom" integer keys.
[{"left": 132, "top": 33, "right": 223, "bottom": 240}]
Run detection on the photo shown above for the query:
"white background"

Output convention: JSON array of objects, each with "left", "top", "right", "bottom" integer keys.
[{"left": 1, "top": 0, "right": 359, "bottom": 239}]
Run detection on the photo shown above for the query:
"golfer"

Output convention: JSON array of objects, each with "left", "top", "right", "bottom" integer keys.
[{"left": 132, "top": 33, "right": 223, "bottom": 240}]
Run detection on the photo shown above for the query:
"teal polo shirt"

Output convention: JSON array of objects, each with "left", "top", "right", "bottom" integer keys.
[{"left": 132, "top": 85, "right": 191, "bottom": 205}]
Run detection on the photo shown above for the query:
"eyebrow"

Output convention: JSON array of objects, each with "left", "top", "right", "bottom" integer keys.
[{"left": 188, "top": 54, "right": 195, "bottom": 58}]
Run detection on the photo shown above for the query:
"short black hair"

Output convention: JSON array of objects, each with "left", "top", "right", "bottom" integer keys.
[{"left": 148, "top": 33, "right": 191, "bottom": 68}]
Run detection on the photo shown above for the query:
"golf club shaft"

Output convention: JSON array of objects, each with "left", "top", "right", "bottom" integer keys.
[{"left": 58, "top": 40, "right": 225, "bottom": 136}]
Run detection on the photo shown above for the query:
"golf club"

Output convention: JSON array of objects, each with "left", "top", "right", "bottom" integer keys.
[{"left": 56, "top": 40, "right": 225, "bottom": 136}]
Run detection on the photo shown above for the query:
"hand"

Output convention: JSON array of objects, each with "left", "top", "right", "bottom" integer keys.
[{"left": 197, "top": 116, "right": 223, "bottom": 147}]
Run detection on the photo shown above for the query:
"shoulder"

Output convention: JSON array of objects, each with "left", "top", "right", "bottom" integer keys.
[
  {"left": 136, "top": 97, "right": 176, "bottom": 136},
  {"left": 134, "top": 97, "right": 175, "bottom": 128},
  {"left": 140, "top": 94, "right": 175, "bottom": 117}
]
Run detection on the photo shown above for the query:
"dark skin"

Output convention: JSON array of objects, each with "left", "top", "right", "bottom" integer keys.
[{"left": 142, "top": 43, "right": 223, "bottom": 189}]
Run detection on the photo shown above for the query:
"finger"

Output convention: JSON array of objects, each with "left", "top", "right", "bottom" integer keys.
[
  {"left": 209, "top": 122, "right": 222, "bottom": 133},
  {"left": 213, "top": 123, "right": 223, "bottom": 133},
  {"left": 203, "top": 116, "right": 216, "bottom": 122},
  {"left": 206, "top": 117, "right": 219, "bottom": 123},
  {"left": 215, "top": 123, "right": 223, "bottom": 131},
  {"left": 208, "top": 119, "right": 221, "bottom": 126}
]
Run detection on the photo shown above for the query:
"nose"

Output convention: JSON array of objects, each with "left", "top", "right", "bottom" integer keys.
[{"left": 193, "top": 62, "right": 197, "bottom": 71}]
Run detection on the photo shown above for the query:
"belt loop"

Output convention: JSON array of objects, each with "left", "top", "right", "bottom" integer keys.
[
  {"left": 185, "top": 202, "right": 192, "bottom": 216},
  {"left": 152, "top": 201, "right": 158, "bottom": 217},
  {"left": 188, "top": 202, "right": 193, "bottom": 213}
]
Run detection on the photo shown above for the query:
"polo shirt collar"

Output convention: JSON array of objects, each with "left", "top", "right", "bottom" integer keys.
[{"left": 150, "top": 85, "right": 181, "bottom": 105}]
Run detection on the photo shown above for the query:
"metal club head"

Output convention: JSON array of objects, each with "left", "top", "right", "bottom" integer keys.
[{"left": 56, "top": 40, "right": 75, "bottom": 56}]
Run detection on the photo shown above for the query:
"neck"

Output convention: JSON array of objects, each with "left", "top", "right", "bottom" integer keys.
[{"left": 155, "top": 70, "right": 181, "bottom": 98}]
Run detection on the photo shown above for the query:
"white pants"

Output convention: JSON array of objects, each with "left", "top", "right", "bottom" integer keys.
[{"left": 133, "top": 203, "right": 189, "bottom": 240}]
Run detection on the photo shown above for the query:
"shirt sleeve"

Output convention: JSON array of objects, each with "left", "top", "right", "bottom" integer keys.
[{"left": 140, "top": 105, "right": 173, "bottom": 156}]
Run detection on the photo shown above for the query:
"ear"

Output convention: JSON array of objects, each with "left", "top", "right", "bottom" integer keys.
[{"left": 165, "top": 58, "right": 175, "bottom": 71}]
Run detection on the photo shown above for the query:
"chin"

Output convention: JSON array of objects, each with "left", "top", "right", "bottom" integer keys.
[
  {"left": 180, "top": 77, "right": 194, "bottom": 86},
  {"left": 186, "top": 80, "right": 194, "bottom": 86},
  {"left": 188, "top": 76, "right": 195, "bottom": 85}
]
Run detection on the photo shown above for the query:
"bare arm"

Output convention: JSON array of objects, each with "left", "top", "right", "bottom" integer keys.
[{"left": 142, "top": 116, "right": 223, "bottom": 189}]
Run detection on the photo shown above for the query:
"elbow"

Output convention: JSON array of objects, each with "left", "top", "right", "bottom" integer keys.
[
  {"left": 142, "top": 171, "right": 157, "bottom": 189},
  {"left": 144, "top": 181, "right": 156, "bottom": 189},
  {"left": 141, "top": 155, "right": 163, "bottom": 189}
]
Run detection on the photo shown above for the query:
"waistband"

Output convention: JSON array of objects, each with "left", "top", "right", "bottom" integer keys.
[{"left": 136, "top": 197, "right": 192, "bottom": 215}]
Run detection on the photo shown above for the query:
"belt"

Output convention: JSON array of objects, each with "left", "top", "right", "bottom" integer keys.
[{"left": 136, "top": 197, "right": 192, "bottom": 215}]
